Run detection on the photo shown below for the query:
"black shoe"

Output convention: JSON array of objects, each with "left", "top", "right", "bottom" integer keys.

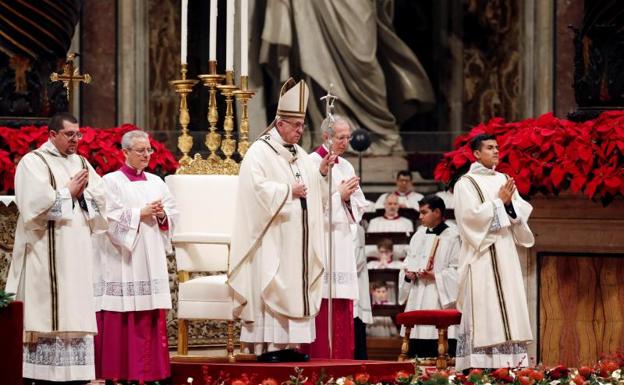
[{"left": 257, "top": 348, "right": 310, "bottom": 363}]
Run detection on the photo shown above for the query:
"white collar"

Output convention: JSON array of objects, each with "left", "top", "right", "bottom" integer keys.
[
  {"left": 40, "top": 140, "right": 65, "bottom": 157},
  {"left": 469, "top": 161, "right": 497, "bottom": 175},
  {"left": 269, "top": 127, "right": 288, "bottom": 146}
]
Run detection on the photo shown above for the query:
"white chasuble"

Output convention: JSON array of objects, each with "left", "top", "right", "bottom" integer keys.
[
  {"left": 398, "top": 224, "right": 459, "bottom": 339},
  {"left": 309, "top": 146, "right": 368, "bottom": 300},
  {"left": 93, "top": 170, "right": 178, "bottom": 312},
  {"left": 6, "top": 140, "right": 107, "bottom": 381},
  {"left": 228, "top": 130, "right": 327, "bottom": 345},
  {"left": 454, "top": 161, "right": 535, "bottom": 370}
]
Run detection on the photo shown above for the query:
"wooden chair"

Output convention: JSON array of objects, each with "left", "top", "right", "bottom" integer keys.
[{"left": 396, "top": 309, "right": 462, "bottom": 369}]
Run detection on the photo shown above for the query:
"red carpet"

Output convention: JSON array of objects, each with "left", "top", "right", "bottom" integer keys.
[{"left": 171, "top": 359, "right": 414, "bottom": 384}]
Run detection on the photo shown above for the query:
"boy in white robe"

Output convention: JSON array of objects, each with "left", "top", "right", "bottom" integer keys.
[
  {"left": 454, "top": 134, "right": 535, "bottom": 370},
  {"left": 398, "top": 195, "right": 459, "bottom": 358},
  {"left": 6, "top": 113, "right": 107, "bottom": 384}
]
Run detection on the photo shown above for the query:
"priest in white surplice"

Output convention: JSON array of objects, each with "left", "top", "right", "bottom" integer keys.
[
  {"left": 368, "top": 194, "right": 414, "bottom": 233},
  {"left": 454, "top": 134, "right": 535, "bottom": 370},
  {"left": 228, "top": 78, "right": 335, "bottom": 360},
  {"left": 398, "top": 195, "right": 459, "bottom": 358},
  {"left": 306, "top": 115, "right": 368, "bottom": 358},
  {"left": 375, "top": 170, "right": 424, "bottom": 209},
  {"left": 93, "top": 130, "right": 178, "bottom": 383},
  {"left": 6, "top": 113, "right": 107, "bottom": 384}
]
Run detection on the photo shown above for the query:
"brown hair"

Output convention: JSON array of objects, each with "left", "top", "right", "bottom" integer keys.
[
  {"left": 47, "top": 112, "right": 78, "bottom": 132},
  {"left": 376, "top": 238, "right": 393, "bottom": 251}
]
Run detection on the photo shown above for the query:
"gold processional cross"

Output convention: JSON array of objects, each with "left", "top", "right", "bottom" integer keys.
[{"left": 50, "top": 52, "right": 92, "bottom": 112}]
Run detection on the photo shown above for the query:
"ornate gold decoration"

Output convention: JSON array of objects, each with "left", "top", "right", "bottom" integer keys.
[
  {"left": 197, "top": 61, "right": 226, "bottom": 172},
  {"left": 216, "top": 71, "right": 240, "bottom": 175},
  {"left": 0, "top": 202, "right": 18, "bottom": 252},
  {"left": 170, "top": 64, "right": 198, "bottom": 168},
  {"left": 233, "top": 75, "right": 255, "bottom": 159},
  {"left": 50, "top": 52, "right": 92, "bottom": 110}
]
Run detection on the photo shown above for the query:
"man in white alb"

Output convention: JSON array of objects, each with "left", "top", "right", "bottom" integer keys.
[
  {"left": 228, "top": 78, "right": 335, "bottom": 362},
  {"left": 454, "top": 133, "right": 535, "bottom": 370},
  {"left": 6, "top": 112, "right": 107, "bottom": 384},
  {"left": 93, "top": 130, "right": 178, "bottom": 384},
  {"left": 306, "top": 115, "right": 368, "bottom": 358}
]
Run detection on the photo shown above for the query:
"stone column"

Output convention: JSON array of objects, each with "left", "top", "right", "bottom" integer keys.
[
  {"left": 118, "top": 0, "right": 149, "bottom": 129},
  {"left": 521, "top": 0, "right": 555, "bottom": 118}
]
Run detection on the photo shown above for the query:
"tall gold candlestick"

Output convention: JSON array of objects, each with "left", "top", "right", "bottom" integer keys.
[
  {"left": 169, "top": 64, "right": 198, "bottom": 167},
  {"left": 216, "top": 70, "right": 239, "bottom": 175},
  {"left": 233, "top": 75, "right": 255, "bottom": 159},
  {"left": 198, "top": 61, "right": 225, "bottom": 170}
]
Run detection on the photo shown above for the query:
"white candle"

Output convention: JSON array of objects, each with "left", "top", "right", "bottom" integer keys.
[
  {"left": 225, "top": 0, "right": 234, "bottom": 71},
  {"left": 209, "top": 0, "right": 218, "bottom": 61},
  {"left": 181, "top": 0, "right": 188, "bottom": 64},
  {"left": 240, "top": 0, "right": 248, "bottom": 76}
]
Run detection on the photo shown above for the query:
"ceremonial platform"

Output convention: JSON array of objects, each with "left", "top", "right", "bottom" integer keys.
[{"left": 170, "top": 359, "right": 414, "bottom": 384}]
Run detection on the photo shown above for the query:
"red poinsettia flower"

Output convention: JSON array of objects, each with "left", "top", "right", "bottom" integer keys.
[
  {"left": 434, "top": 111, "right": 623, "bottom": 203},
  {"left": 547, "top": 364, "right": 569, "bottom": 380},
  {"left": 0, "top": 124, "right": 178, "bottom": 192},
  {"left": 354, "top": 372, "right": 370, "bottom": 385},
  {"left": 395, "top": 370, "right": 411, "bottom": 382},
  {"left": 261, "top": 378, "right": 278, "bottom": 385}
]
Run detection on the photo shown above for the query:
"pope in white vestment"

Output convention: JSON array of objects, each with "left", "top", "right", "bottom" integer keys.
[
  {"left": 453, "top": 134, "right": 535, "bottom": 370},
  {"left": 6, "top": 114, "right": 107, "bottom": 383},
  {"left": 398, "top": 195, "right": 459, "bottom": 358},
  {"left": 228, "top": 78, "right": 333, "bottom": 356}
]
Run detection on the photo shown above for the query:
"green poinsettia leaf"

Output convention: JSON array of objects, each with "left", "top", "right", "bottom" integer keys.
[{"left": 0, "top": 290, "right": 15, "bottom": 308}]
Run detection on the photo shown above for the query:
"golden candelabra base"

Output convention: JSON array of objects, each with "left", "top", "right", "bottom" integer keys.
[
  {"left": 170, "top": 64, "right": 198, "bottom": 169},
  {"left": 233, "top": 75, "right": 255, "bottom": 159},
  {"left": 197, "top": 60, "right": 226, "bottom": 174},
  {"left": 217, "top": 70, "right": 240, "bottom": 175}
]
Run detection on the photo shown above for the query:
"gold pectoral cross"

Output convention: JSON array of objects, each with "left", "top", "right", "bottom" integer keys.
[{"left": 50, "top": 52, "right": 92, "bottom": 111}]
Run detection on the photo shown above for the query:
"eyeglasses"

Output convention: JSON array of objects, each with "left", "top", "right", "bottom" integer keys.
[
  {"left": 129, "top": 148, "right": 154, "bottom": 155},
  {"left": 283, "top": 120, "right": 305, "bottom": 130},
  {"left": 59, "top": 131, "right": 83, "bottom": 140},
  {"left": 333, "top": 134, "right": 352, "bottom": 142}
]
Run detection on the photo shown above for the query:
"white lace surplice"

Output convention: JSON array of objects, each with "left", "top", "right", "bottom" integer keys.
[{"left": 93, "top": 171, "right": 178, "bottom": 312}]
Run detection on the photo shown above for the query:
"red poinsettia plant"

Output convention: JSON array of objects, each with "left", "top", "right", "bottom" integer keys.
[
  {"left": 434, "top": 111, "right": 624, "bottom": 205},
  {"left": 0, "top": 124, "right": 178, "bottom": 193}
]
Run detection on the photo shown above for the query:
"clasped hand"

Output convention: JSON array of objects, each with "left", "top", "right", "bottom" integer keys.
[
  {"left": 66, "top": 169, "right": 88, "bottom": 198},
  {"left": 141, "top": 199, "right": 165, "bottom": 221},
  {"left": 497, "top": 178, "right": 516, "bottom": 205},
  {"left": 338, "top": 176, "right": 360, "bottom": 201},
  {"left": 405, "top": 269, "right": 434, "bottom": 281},
  {"left": 292, "top": 183, "right": 308, "bottom": 199}
]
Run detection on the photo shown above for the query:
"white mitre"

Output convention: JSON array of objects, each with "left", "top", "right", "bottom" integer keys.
[
  {"left": 276, "top": 77, "right": 310, "bottom": 119},
  {"left": 258, "top": 78, "right": 310, "bottom": 137}
]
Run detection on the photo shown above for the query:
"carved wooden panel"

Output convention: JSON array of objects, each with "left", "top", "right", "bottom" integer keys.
[{"left": 539, "top": 254, "right": 624, "bottom": 366}]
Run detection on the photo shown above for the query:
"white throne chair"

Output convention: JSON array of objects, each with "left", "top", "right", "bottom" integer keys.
[{"left": 165, "top": 174, "right": 238, "bottom": 361}]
